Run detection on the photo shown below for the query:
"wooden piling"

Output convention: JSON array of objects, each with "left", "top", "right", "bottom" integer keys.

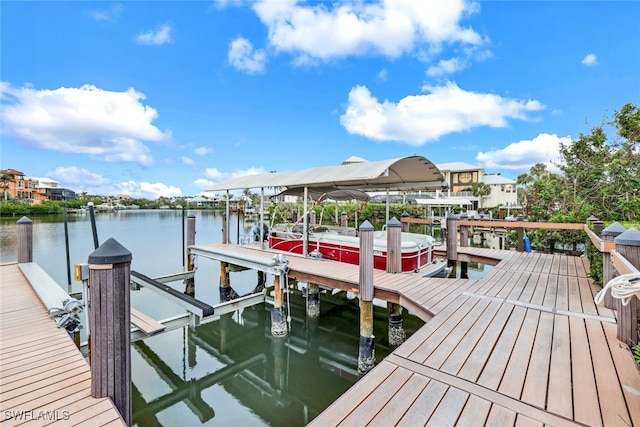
[
  {"left": 185, "top": 214, "right": 196, "bottom": 296},
  {"left": 386, "top": 217, "right": 401, "bottom": 274},
  {"left": 307, "top": 283, "right": 320, "bottom": 319},
  {"left": 222, "top": 214, "right": 228, "bottom": 244},
  {"left": 614, "top": 228, "right": 640, "bottom": 347},
  {"left": 602, "top": 222, "right": 627, "bottom": 309},
  {"left": 271, "top": 273, "right": 288, "bottom": 336},
  {"left": 17, "top": 216, "right": 33, "bottom": 264},
  {"left": 459, "top": 214, "right": 469, "bottom": 279},
  {"left": 517, "top": 227, "right": 525, "bottom": 252},
  {"left": 358, "top": 220, "right": 375, "bottom": 374},
  {"left": 341, "top": 211, "right": 348, "bottom": 228},
  {"left": 401, "top": 212, "right": 410, "bottom": 233},
  {"left": 219, "top": 261, "right": 231, "bottom": 302},
  {"left": 446, "top": 214, "right": 457, "bottom": 268},
  {"left": 88, "top": 238, "right": 132, "bottom": 426}
]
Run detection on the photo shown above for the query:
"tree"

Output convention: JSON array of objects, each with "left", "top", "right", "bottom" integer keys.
[
  {"left": 0, "top": 174, "right": 11, "bottom": 201},
  {"left": 471, "top": 182, "right": 491, "bottom": 209}
]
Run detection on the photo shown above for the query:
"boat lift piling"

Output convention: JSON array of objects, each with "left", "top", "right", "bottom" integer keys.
[
  {"left": 386, "top": 217, "right": 406, "bottom": 347},
  {"left": 459, "top": 213, "right": 469, "bottom": 279},
  {"left": 358, "top": 221, "right": 375, "bottom": 374},
  {"left": 271, "top": 272, "right": 288, "bottom": 337},
  {"left": 446, "top": 214, "right": 458, "bottom": 278},
  {"left": 88, "top": 238, "right": 132, "bottom": 426},
  {"left": 17, "top": 216, "right": 33, "bottom": 263},
  {"left": 184, "top": 214, "right": 196, "bottom": 296}
]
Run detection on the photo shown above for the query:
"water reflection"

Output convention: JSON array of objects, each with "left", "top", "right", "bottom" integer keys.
[{"left": 131, "top": 289, "right": 425, "bottom": 427}]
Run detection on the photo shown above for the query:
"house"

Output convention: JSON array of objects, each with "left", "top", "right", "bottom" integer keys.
[{"left": 0, "top": 169, "right": 75, "bottom": 203}]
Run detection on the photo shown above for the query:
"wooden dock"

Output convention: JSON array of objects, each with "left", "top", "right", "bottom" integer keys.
[
  {"left": 192, "top": 243, "right": 640, "bottom": 426},
  {"left": 0, "top": 262, "right": 126, "bottom": 427}
]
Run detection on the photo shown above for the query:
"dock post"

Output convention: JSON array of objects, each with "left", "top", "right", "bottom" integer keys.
[
  {"left": 271, "top": 273, "right": 288, "bottom": 336},
  {"left": 517, "top": 227, "right": 525, "bottom": 252},
  {"left": 17, "top": 216, "right": 33, "bottom": 263},
  {"left": 401, "top": 212, "right": 410, "bottom": 233},
  {"left": 386, "top": 217, "right": 405, "bottom": 346},
  {"left": 309, "top": 210, "right": 316, "bottom": 226},
  {"left": 219, "top": 261, "right": 236, "bottom": 302},
  {"left": 602, "top": 222, "right": 627, "bottom": 309},
  {"left": 307, "top": 283, "right": 320, "bottom": 319},
  {"left": 358, "top": 220, "right": 375, "bottom": 374},
  {"left": 88, "top": 238, "right": 132, "bottom": 426},
  {"left": 614, "top": 228, "right": 640, "bottom": 347},
  {"left": 446, "top": 214, "right": 458, "bottom": 277},
  {"left": 184, "top": 214, "right": 196, "bottom": 296},
  {"left": 459, "top": 213, "right": 469, "bottom": 279}
]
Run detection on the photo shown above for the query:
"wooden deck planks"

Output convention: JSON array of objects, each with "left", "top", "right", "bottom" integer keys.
[
  {"left": 0, "top": 263, "right": 125, "bottom": 427},
  {"left": 192, "top": 243, "right": 640, "bottom": 426}
]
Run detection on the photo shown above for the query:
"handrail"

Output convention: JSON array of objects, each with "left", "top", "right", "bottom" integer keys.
[{"left": 611, "top": 250, "right": 640, "bottom": 275}]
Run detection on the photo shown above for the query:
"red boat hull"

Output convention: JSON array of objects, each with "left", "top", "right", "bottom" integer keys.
[{"left": 268, "top": 235, "right": 433, "bottom": 273}]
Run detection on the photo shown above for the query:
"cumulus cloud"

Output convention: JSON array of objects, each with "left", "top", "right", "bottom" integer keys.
[
  {"left": 581, "top": 53, "right": 598, "bottom": 66},
  {"left": 47, "top": 167, "right": 113, "bottom": 194},
  {"left": 194, "top": 166, "right": 266, "bottom": 190},
  {"left": 194, "top": 146, "right": 213, "bottom": 156},
  {"left": 476, "top": 133, "right": 571, "bottom": 173},
  {"left": 136, "top": 24, "right": 172, "bottom": 46},
  {"left": 228, "top": 37, "right": 267, "bottom": 74},
  {"left": 0, "top": 82, "right": 168, "bottom": 165},
  {"left": 182, "top": 156, "right": 194, "bottom": 165},
  {"left": 252, "top": 0, "right": 484, "bottom": 63},
  {"left": 90, "top": 3, "right": 123, "bottom": 22},
  {"left": 115, "top": 181, "right": 182, "bottom": 199},
  {"left": 45, "top": 166, "right": 182, "bottom": 198},
  {"left": 427, "top": 57, "right": 466, "bottom": 76},
  {"left": 340, "top": 82, "right": 545, "bottom": 145}
]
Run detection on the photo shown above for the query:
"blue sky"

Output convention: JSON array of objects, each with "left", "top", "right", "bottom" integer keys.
[{"left": 1, "top": 1, "right": 639, "bottom": 199}]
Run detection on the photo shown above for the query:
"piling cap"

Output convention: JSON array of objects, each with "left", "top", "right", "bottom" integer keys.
[
  {"left": 88, "top": 238, "right": 132, "bottom": 264},
  {"left": 17, "top": 216, "right": 32, "bottom": 224},
  {"left": 447, "top": 213, "right": 458, "bottom": 220},
  {"left": 359, "top": 220, "right": 374, "bottom": 231},
  {"left": 614, "top": 227, "right": 640, "bottom": 246},
  {"left": 602, "top": 221, "right": 627, "bottom": 237},
  {"left": 387, "top": 217, "right": 401, "bottom": 228},
  {"left": 401, "top": 211, "right": 410, "bottom": 218},
  {"left": 586, "top": 215, "right": 599, "bottom": 222},
  {"left": 459, "top": 213, "right": 468, "bottom": 219}
]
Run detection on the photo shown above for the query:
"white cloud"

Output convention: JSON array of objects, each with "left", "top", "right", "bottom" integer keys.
[
  {"left": 182, "top": 156, "right": 194, "bottom": 165},
  {"left": 476, "top": 133, "right": 571, "bottom": 173},
  {"left": 426, "top": 57, "right": 466, "bottom": 76},
  {"left": 377, "top": 68, "right": 388, "bottom": 82},
  {"left": 340, "top": 82, "right": 545, "bottom": 145},
  {"left": 136, "top": 24, "right": 172, "bottom": 46},
  {"left": 195, "top": 166, "right": 266, "bottom": 190},
  {"left": 47, "top": 166, "right": 113, "bottom": 194},
  {"left": 194, "top": 146, "right": 213, "bottom": 156},
  {"left": 228, "top": 37, "right": 267, "bottom": 74},
  {"left": 0, "top": 83, "right": 168, "bottom": 165},
  {"left": 581, "top": 53, "right": 598, "bottom": 66},
  {"left": 90, "top": 4, "right": 123, "bottom": 22},
  {"left": 212, "top": 0, "right": 244, "bottom": 9},
  {"left": 252, "top": 0, "right": 484, "bottom": 63},
  {"left": 115, "top": 181, "right": 183, "bottom": 199}
]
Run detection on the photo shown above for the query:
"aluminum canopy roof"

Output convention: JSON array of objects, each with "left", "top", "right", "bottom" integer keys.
[{"left": 207, "top": 155, "right": 447, "bottom": 193}]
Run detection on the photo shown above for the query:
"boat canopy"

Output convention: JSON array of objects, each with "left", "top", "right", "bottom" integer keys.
[
  {"left": 415, "top": 198, "right": 473, "bottom": 206},
  {"left": 207, "top": 155, "right": 447, "bottom": 193},
  {"left": 273, "top": 187, "right": 370, "bottom": 201}
]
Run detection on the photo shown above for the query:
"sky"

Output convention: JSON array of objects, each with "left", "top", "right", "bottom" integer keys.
[{"left": 1, "top": 1, "right": 639, "bottom": 200}]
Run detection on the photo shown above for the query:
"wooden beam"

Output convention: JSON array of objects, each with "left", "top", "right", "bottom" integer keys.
[{"left": 611, "top": 250, "right": 640, "bottom": 276}]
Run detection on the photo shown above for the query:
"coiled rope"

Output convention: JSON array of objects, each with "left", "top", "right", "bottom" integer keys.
[{"left": 594, "top": 273, "right": 640, "bottom": 306}]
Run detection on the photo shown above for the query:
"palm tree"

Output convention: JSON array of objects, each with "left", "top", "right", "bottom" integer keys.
[
  {"left": 0, "top": 174, "right": 11, "bottom": 201},
  {"left": 472, "top": 182, "right": 491, "bottom": 209}
]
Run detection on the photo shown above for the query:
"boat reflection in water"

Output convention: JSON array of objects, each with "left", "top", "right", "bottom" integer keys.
[{"left": 131, "top": 286, "right": 425, "bottom": 427}]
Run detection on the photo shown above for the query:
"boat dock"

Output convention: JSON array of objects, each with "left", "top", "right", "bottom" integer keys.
[
  {"left": 0, "top": 262, "right": 126, "bottom": 426},
  {"left": 190, "top": 242, "right": 640, "bottom": 426}
]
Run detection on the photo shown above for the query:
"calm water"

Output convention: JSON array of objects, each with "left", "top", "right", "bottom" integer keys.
[{"left": 0, "top": 210, "right": 445, "bottom": 426}]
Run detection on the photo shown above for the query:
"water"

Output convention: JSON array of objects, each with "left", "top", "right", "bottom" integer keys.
[{"left": 0, "top": 210, "right": 432, "bottom": 426}]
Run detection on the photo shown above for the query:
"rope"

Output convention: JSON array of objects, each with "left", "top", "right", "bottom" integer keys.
[{"left": 594, "top": 273, "right": 640, "bottom": 306}]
